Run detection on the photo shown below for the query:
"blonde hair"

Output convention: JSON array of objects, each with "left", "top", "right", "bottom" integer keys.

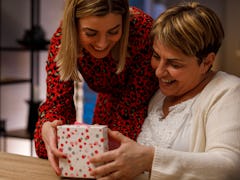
[
  {"left": 57, "top": 0, "right": 129, "bottom": 81},
  {"left": 151, "top": 2, "right": 224, "bottom": 64}
]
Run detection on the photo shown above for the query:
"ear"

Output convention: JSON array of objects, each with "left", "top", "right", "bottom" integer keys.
[{"left": 201, "top": 52, "right": 215, "bottom": 73}]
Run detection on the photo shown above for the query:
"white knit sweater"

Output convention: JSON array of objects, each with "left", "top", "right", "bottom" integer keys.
[{"left": 137, "top": 71, "right": 240, "bottom": 180}]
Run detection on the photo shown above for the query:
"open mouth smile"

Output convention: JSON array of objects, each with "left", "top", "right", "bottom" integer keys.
[
  {"left": 92, "top": 45, "right": 109, "bottom": 52},
  {"left": 161, "top": 79, "right": 175, "bottom": 83}
]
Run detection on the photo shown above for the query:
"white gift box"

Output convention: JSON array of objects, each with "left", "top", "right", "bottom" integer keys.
[{"left": 57, "top": 124, "right": 108, "bottom": 178}]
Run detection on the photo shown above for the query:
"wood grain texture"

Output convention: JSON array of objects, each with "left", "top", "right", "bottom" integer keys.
[{"left": 0, "top": 152, "right": 59, "bottom": 180}]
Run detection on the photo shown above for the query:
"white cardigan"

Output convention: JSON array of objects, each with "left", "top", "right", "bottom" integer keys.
[{"left": 148, "top": 72, "right": 240, "bottom": 180}]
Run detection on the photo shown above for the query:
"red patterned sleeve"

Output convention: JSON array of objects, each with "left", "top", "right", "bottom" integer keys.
[{"left": 34, "top": 26, "right": 76, "bottom": 158}]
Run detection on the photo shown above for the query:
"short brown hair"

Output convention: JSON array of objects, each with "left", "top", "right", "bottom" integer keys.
[{"left": 151, "top": 2, "right": 224, "bottom": 64}]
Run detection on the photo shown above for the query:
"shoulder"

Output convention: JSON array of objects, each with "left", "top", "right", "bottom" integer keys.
[
  {"left": 48, "top": 23, "right": 62, "bottom": 62},
  {"left": 49, "top": 24, "right": 62, "bottom": 53},
  {"left": 207, "top": 71, "right": 240, "bottom": 91},
  {"left": 127, "top": 7, "right": 153, "bottom": 57},
  {"left": 129, "top": 7, "right": 153, "bottom": 36},
  {"left": 197, "top": 71, "right": 240, "bottom": 106},
  {"left": 129, "top": 6, "right": 153, "bottom": 22},
  {"left": 51, "top": 23, "right": 62, "bottom": 43}
]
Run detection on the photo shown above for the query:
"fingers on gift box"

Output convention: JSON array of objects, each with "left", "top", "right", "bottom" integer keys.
[{"left": 57, "top": 124, "right": 108, "bottom": 178}]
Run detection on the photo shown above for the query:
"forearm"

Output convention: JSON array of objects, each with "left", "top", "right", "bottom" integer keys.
[
  {"left": 33, "top": 67, "right": 76, "bottom": 158},
  {"left": 151, "top": 147, "right": 240, "bottom": 180},
  {"left": 34, "top": 100, "right": 76, "bottom": 158}
]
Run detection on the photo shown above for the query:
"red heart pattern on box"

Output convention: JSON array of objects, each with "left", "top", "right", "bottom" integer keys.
[{"left": 57, "top": 125, "right": 108, "bottom": 178}]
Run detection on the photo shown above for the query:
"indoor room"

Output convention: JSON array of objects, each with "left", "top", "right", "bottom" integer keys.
[{"left": 0, "top": 0, "right": 239, "bottom": 179}]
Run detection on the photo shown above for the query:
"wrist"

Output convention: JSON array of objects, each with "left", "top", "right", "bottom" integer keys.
[{"left": 143, "top": 145, "right": 155, "bottom": 171}]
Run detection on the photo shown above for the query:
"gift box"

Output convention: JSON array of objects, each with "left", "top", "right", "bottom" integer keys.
[{"left": 57, "top": 124, "right": 108, "bottom": 178}]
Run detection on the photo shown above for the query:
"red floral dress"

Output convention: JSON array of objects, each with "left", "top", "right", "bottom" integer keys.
[{"left": 34, "top": 7, "right": 158, "bottom": 158}]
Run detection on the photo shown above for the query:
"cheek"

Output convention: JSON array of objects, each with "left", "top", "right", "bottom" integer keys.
[
  {"left": 151, "top": 58, "right": 158, "bottom": 69},
  {"left": 111, "top": 33, "right": 122, "bottom": 43},
  {"left": 79, "top": 35, "right": 92, "bottom": 47},
  {"left": 177, "top": 72, "right": 199, "bottom": 90},
  {"left": 111, "top": 27, "right": 123, "bottom": 43},
  {"left": 80, "top": 35, "right": 94, "bottom": 44}
]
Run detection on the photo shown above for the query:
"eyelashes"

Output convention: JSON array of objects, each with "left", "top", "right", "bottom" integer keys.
[{"left": 85, "top": 31, "right": 120, "bottom": 37}]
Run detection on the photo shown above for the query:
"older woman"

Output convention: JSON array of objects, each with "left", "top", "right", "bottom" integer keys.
[{"left": 89, "top": 2, "right": 240, "bottom": 180}]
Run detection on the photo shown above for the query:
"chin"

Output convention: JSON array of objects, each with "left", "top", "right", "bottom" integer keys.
[
  {"left": 160, "top": 89, "right": 173, "bottom": 97},
  {"left": 94, "top": 54, "right": 109, "bottom": 59},
  {"left": 90, "top": 50, "right": 110, "bottom": 59}
]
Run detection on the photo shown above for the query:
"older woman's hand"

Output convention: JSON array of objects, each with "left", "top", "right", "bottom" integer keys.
[
  {"left": 42, "top": 120, "right": 66, "bottom": 176},
  {"left": 89, "top": 129, "right": 154, "bottom": 180}
]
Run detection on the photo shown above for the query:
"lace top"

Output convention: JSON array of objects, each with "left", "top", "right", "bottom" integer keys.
[{"left": 137, "top": 90, "right": 199, "bottom": 151}]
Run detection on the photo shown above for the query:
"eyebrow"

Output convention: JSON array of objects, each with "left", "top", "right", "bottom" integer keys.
[{"left": 82, "top": 24, "right": 121, "bottom": 32}]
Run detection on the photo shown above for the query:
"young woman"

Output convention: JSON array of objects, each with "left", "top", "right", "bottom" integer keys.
[
  {"left": 33, "top": 0, "right": 158, "bottom": 175},
  {"left": 89, "top": 2, "right": 240, "bottom": 180}
]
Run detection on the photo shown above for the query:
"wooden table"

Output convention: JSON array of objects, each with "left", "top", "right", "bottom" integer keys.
[
  {"left": 0, "top": 152, "right": 60, "bottom": 180},
  {"left": 0, "top": 152, "right": 146, "bottom": 180}
]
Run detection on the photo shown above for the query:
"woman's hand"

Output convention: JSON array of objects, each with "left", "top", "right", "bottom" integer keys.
[
  {"left": 89, "top": 129, "right": 154, "bottom": 180},
  {"left": 42, "top": 120, "right": 66, "bottom": 176}
]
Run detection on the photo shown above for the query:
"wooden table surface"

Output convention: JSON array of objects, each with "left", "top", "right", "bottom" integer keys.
[{"left": 0, "top": 152, "right": 60, "bottom": 180}]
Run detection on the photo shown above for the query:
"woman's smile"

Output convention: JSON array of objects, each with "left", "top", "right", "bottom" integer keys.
[{"left": 91, "top": 44, "right": 109, "bottom": 52}]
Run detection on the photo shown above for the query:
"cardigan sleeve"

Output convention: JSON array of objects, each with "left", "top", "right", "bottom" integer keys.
[
  {"left": 34, "top": 26, "right": 76, "bottom": 159},
  {"left": 150, "top": 74, "right": 240, "bottom": 180}
]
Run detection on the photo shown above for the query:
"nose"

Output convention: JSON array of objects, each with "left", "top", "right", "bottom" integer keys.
[
  {"left": 155, "top": 61, "right": 167, "bottom": 78},
  {"left": 95, "top": 35, "right": 108, "bottom": 48}
]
